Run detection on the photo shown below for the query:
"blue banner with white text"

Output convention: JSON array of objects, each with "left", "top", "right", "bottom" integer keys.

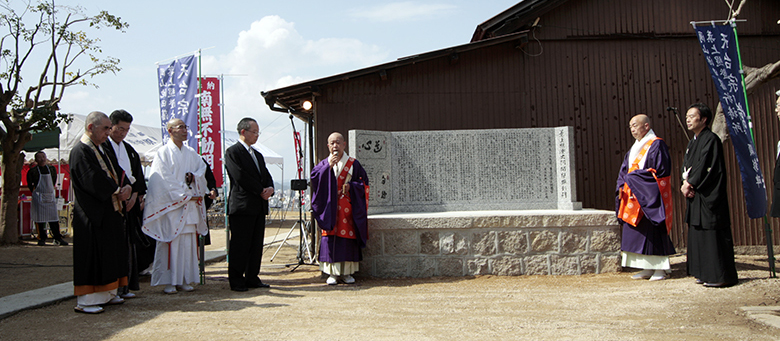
[
  {"left": 157, "top": 55, "right": 199, "bottom": 149},
  {"left": 694, "top": 23, "right": 766, "bottom": 219}
]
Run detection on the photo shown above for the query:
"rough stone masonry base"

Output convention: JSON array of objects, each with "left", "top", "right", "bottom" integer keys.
[{"left": 360, "top": 210, "right": 620, "bottom": 277}]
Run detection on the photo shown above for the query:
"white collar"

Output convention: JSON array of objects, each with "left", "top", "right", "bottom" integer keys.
[
  {"left": 239, "top": 139, "right": 253, "bottom": 152},
  {"left": 166, "top": 139, "right": 183, "bottom": 151},
  {"left": 629, "top": 129, "right": 656, "bottom": 163}
]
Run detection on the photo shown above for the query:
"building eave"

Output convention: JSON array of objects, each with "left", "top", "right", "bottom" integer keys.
[{"left": 261, "top": 31, "right": 529, "bottom": 119}]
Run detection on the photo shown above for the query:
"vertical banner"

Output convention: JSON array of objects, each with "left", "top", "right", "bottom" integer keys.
[
  {"left": 157, "top": 55, "right": 199, "bottom": 148},
  {"left": 694, "top": 23, "right": 767, "bottom": 219},
  {"left": 200, "top": 77, "right": 223, "bottom": 187}
]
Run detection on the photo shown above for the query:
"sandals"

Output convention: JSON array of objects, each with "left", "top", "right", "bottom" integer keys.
[
  {"left": 101, "top": 296, "right": 125, "bottom": 306},
  {"left": 74, "top": 305, "right": 104, "bottom": 314}
]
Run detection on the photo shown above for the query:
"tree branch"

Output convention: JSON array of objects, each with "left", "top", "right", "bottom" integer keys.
[{"left": 729, "top": 0, "right": 748, "bottom": 20}]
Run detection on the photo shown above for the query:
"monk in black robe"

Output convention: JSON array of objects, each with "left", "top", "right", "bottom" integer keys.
[
  {"left": 103, "top": 109, "right": 150, "bottom": 299},
  {"left": 70, "top": 111, "right": 133, "bottom": 313},
  {"left": 681, "top": 103, "right": 738, "bottom": 287}
]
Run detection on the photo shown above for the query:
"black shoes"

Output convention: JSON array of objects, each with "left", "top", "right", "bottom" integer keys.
[
  {"left": 247, "top": 282, "right": 270, "bottom": 289},
  {"left": 232, "top": 278, "right": 270, "bottom": 291},
  {"left": 39, "top": 238, "right": 69, "bottom": 246},
  {"left": 703, "top": 281, "right": 737, "bottom": 288}
]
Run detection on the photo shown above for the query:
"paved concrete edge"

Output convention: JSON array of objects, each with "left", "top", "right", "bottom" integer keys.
[
  {"left": 0, "top": 282, "right": 74, "bottom": 319},
  {"left": 740, "top": 306, "right": 780, "bottom": 329},
  {"left": 0, "top": 230, "right": 301, "bottom": 321}
]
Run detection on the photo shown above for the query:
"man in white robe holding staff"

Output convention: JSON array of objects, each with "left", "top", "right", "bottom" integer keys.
[{"left": 142, "top": 118, "right": 208, "bottom": 294}]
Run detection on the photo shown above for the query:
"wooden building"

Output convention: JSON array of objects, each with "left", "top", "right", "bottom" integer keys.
[{"left": 262, "top": 0, "right": 780, "bottom": 247}]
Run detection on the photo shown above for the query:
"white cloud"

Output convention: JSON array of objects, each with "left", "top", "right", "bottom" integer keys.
[
  {"left": 59, "top": 89, "right": 109, "bottom": 115},
  {"left": 348, "top": 2, "right": 457, "bottom": 22},
  {"left": 201, "top": 15, "right": 388, "bottom": 126},
  {"left": 197, "top": 15, "right": 390, "bottom": 189}
]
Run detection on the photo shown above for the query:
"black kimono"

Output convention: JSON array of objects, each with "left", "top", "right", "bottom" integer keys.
[
  {"left": 70, "top": 139, "right": 129, "bottom": 295},
  {"left": 103, "top": 139, "right": 149, "bottom": 291},
  {"left": 682, "top": 128, "right": 738, "bottom": 285}
]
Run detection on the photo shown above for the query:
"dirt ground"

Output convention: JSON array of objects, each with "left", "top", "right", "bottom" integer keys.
[{"left": 1, "top": 225, "right": 779, "bottom": 340}]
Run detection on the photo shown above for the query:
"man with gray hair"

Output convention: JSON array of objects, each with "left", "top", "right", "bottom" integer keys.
[
  {"left": 224, "top": 117, "right": 274, "bottom": 291},
  {"left": 69, "top": 111, "right": 133, "bottom": 314}
]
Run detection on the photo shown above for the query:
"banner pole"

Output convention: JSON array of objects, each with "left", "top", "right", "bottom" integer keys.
[
  {"left": 197, "top": 49, "right": 206, "bottom": 286},
  {"left": 220, "top": 74, "right": 230, "bottom": 266},
  {"left": 731, "top": 22, "right": 755, "bottom": 142},
  {"left": 733, "top": 22, "right": 776, "bottom": 278}
]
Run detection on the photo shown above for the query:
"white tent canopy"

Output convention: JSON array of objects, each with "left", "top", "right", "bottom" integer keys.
[
  {"left": 26, "top": 114, "right": 284, "bottom": 167},
  {"left": 221, "top": 130, "right": 283, "bottom": 166},
  {"left": 25, "top": 114, "right": 160, "bottom": 162},
  {"left": 142, "top": 129, "right": 284, "bottom": 166}
]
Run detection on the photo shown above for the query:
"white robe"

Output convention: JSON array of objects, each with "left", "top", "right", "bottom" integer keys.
[{"left": 142, "top": 139, "right": 209, "bottom": 286}]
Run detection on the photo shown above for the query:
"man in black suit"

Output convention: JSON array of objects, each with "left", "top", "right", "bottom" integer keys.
[
  {"left": 102, "top": 109, "right": 149, "bottom": 299},
  {"left": 771, "top": 91, "right": 780, "bottom": 218},
  {"left": 224, "top": 117, "right": 274, "bottom": 291}
]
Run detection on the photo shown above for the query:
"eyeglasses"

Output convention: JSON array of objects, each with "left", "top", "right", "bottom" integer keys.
[
  {"left": 174, "top": 124, "right": 188, "bottom": 130},
  {"left": 245, "top": 130, "right": 260, "bottom": 135}
]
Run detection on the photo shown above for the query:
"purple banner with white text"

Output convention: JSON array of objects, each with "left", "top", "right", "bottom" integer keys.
[{"left": 157, "top": 55, "right": 199, "bottom": 149}]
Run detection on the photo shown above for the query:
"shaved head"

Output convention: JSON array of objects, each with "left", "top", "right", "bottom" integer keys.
[{"left": 629, "top": 114, "right": 651, "bottom": 141}]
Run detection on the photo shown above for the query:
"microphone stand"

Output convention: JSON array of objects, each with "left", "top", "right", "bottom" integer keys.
[
  {"left": 668, "top": 107, "right": 690, "bottom": 142},
  {"left": 279, "top": 114, "right": 316, "bottom": 271}
]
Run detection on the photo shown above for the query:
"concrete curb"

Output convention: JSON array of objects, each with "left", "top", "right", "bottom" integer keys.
[
  {"left": 740, "top": 306, "right": 780, "bottom": 329},
  {"left": 0, "top": 282, "right": 74, "bottom": 319},
  {"left": 0, "top": 230, "right": 299, "bottom": 320}
]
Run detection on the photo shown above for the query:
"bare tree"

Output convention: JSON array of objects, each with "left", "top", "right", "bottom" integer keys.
[
  {"left": 711, "top": 0, "right": 779, "bottom": 141},
  {"left": 0, "top": 0, "right": 127, "bottom": 244}
]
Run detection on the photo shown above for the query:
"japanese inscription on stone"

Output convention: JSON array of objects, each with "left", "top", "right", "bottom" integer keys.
[{"left": 351, "top": 127, "right": 581, "bottom": 213}]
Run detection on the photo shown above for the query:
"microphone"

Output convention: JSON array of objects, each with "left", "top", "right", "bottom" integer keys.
[{"left": 666, "top": 107, "right": 677, "bottom": 112}]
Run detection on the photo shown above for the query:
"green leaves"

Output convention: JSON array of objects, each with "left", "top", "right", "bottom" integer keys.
[{"left": 0, "top": 0, "right": 128, "bottom": 146}]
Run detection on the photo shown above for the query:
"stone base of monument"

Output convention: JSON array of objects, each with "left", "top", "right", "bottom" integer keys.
[{"left": 360, "top": 209, "right": 620, "bottom": 277}]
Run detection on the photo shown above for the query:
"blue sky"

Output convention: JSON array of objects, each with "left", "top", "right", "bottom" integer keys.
[{"left": 32, "top": 0, "right": 519, "bottom": 188}]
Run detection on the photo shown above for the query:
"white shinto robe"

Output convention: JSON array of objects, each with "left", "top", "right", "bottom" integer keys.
[{"left": 142, "top": 139, "right": 209, "bottom": 286}]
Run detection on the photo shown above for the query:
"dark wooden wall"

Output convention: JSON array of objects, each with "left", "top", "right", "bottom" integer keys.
[{"left": 310, "top": 0, "right": 780, "bottom": 247}]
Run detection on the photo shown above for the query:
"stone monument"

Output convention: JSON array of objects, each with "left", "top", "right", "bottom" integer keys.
[
  {"left": 351, "top": 127, "right": 582, "bottom": 213},
  {"left": 346, "top": 127, "right": 619, "bottom": 277}
]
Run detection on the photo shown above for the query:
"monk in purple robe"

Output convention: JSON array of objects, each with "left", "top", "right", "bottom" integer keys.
[
  {"left": 311, "top": 132, "right": 369, "bottom": 285},
  {"left": 616, "top": 114, "right": 676, "bottom": 281}
]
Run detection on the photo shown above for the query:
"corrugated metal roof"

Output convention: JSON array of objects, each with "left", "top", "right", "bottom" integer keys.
[
  {"left": 261, "top": 32, "right": 529, "bottom": 118},
  {"left": 471, "top": 0, "right": 568, "bottom": 42}
]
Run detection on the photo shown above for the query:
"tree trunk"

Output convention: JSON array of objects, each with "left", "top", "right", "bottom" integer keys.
[
  {"left": 0, "top": 129, "right": 30, "bottom": 245},
  {"left": 712, "top": 61, "right": 780, "bottom": 141}
]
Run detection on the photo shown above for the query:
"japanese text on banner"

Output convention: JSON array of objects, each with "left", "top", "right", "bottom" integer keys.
[
  {"left": 694, "top": 23, "right": 766, "bottom": 219},
  {"left": 200, "top": 77, "right": 223, "bottom": 187},
  {"left": 157, "top": 55, "right": 199, "bottom": 149}
]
